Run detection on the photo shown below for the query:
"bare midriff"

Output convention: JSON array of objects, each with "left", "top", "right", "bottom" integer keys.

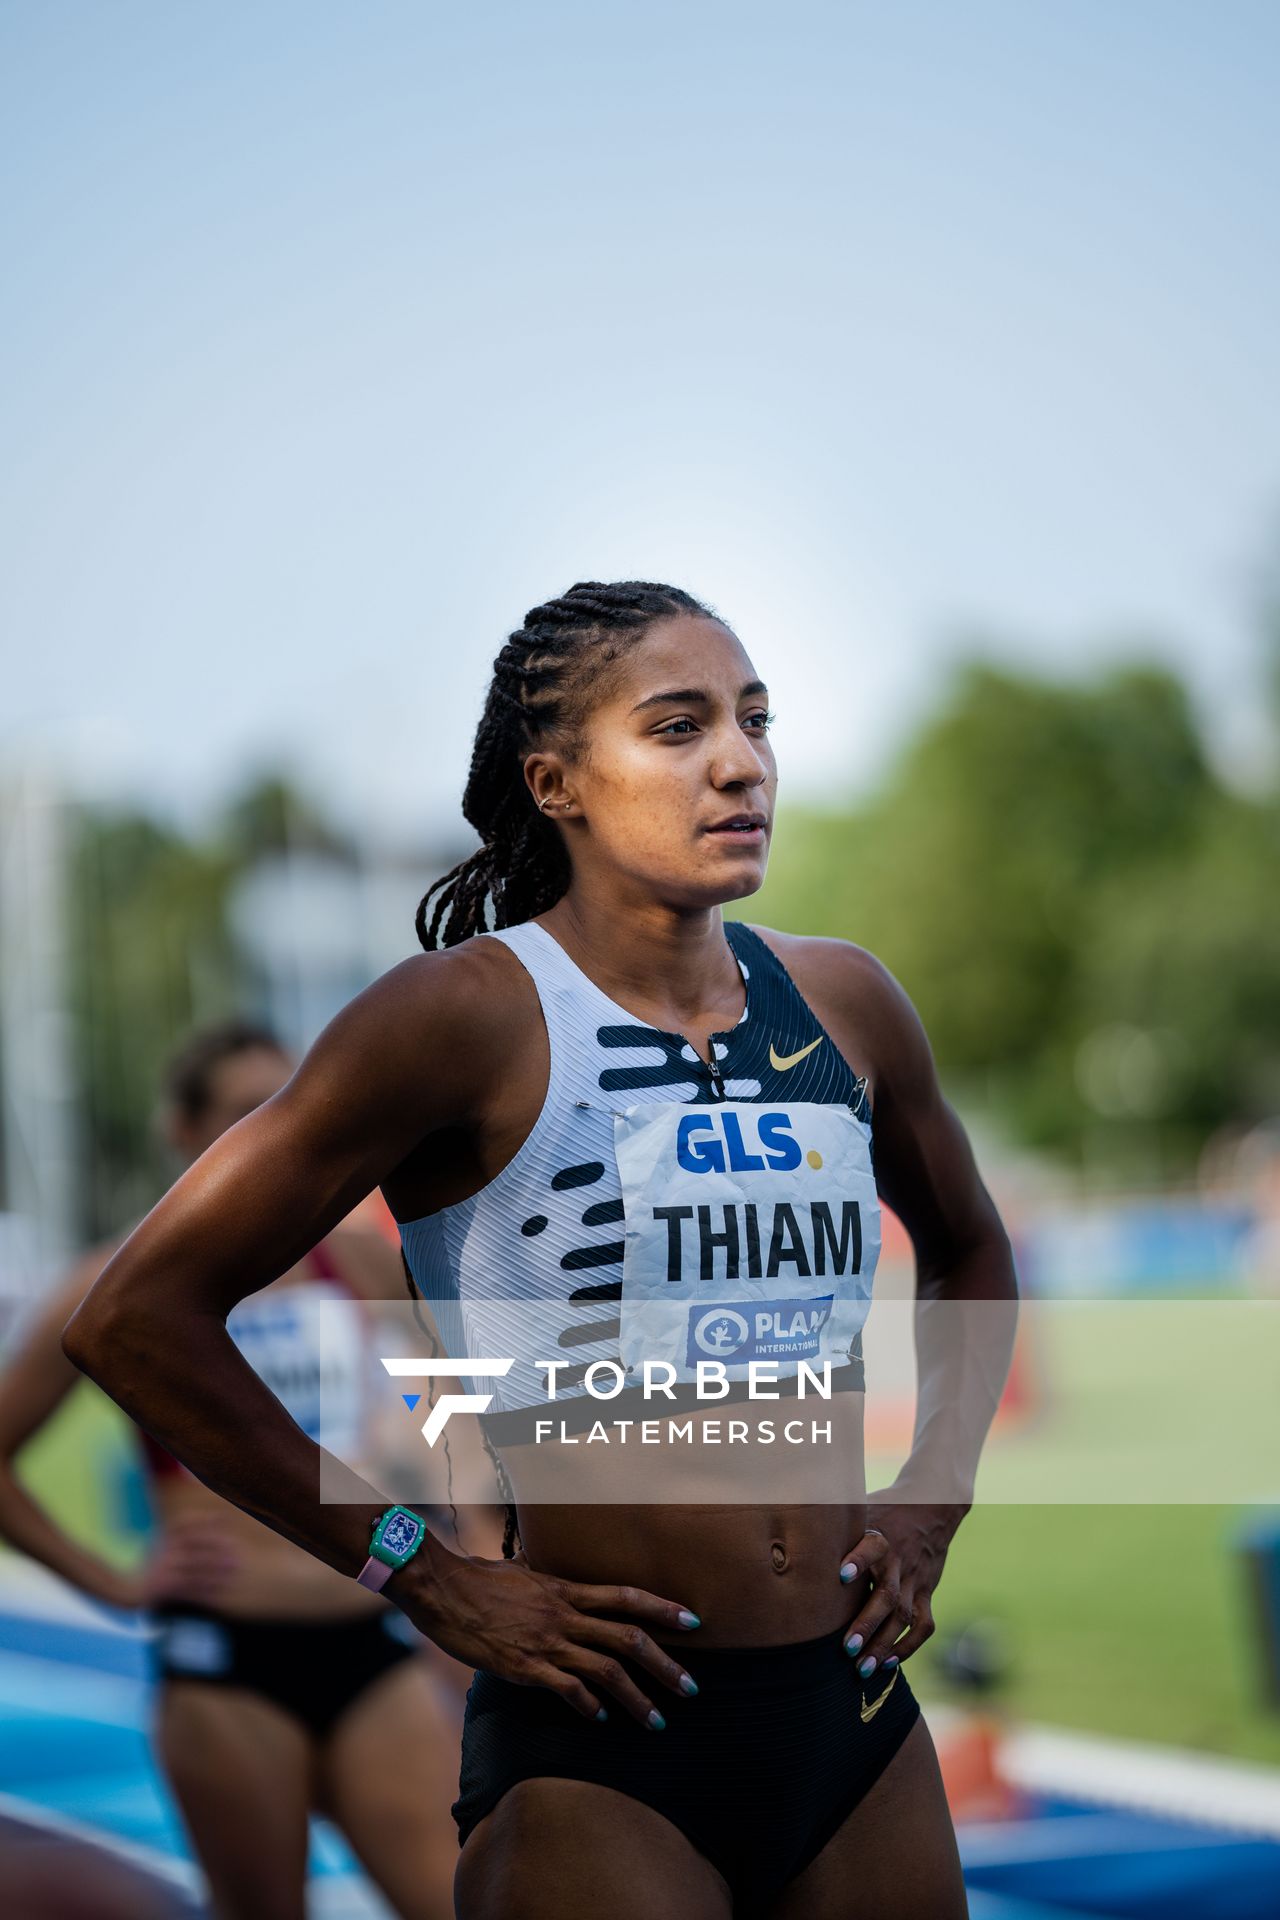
[
  {"left": 491, "top": 1381, "right": 872, "bottom": 1646},
  {"left": 514, "top": 1501, "right": 872, "bottom": 1649}
]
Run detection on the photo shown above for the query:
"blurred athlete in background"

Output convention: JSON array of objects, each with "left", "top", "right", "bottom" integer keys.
[{"left": 0, "top": 1018, "right": 483, "bottom": 1920}]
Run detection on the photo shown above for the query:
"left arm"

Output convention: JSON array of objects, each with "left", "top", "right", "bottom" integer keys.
[
  {"left": 807, "top": 941, "right": 1019, "bottom": 1671},
  {"left": 864, "top": 949, "right": 1019, "bottom": 1512}
]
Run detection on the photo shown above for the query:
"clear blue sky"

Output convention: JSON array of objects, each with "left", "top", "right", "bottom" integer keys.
[{"left": 3, "top": 0, "right": 1278, "bottom": 842}]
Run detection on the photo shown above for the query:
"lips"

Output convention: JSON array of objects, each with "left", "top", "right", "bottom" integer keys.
[{"left": 704, "top": 814, "right": 768, "bottom": 834}]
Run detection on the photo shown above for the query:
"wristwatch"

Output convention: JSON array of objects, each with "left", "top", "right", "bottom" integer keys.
[{"left": 356, "top": 1505, "right": 428, "bottom": 1593}]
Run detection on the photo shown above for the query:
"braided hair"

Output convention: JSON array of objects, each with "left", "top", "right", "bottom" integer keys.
[
  {"left": 410, "top": 580, "right": 717, "bottom": 1558},
  {"left": 415, "top": 580, "right": 717, "bottom": 952}
]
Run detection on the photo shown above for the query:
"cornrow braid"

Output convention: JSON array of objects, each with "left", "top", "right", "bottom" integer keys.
[{"left": 415, "top": 580, "right": 716, "bottom": 951}]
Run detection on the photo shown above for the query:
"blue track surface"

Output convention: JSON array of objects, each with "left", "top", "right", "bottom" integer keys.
[
  {"left": 0, "top": 1607, "right": 370, "bottom": 1888},
  {"left": 962, "top": 1800, "right": 1280, "bottom": 1918},
  {"left": 2, "top": 1606, "right": 1279, "bottom": 1918}
]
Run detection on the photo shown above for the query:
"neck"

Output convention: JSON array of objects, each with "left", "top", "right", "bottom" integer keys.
[{"left": 538, "top": 891, "right": 746, "bottom": 1029}]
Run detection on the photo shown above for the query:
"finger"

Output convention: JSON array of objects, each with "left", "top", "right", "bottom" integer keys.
[
  {"left": 184, "top": 1538, "right": 238, "bottom": 1562},
  {"left": 558, "top": 1580, "right": 701, "bottom": 1633},
  {"left": 196, "top": 1561, "right": 236, "bottom": 1593},
  {"left": 528, "top": 1663, "right": 610, "bottom": 1724},
  {"left": 170, "top": 1550, "right": 237, "bottom": 1582},
  {"left": 167, "top": 1513, "right": 226, "bottom": 1538},
  {"left": 166, "top": 1538, "right": 237, "bottom": 1571},
  {"left": 837, "top": 1528, "right": 892, "bottom": 1586},
  {"left": 562, "top": 1647, "right": 671, "bottom": 1730},
  {"left": 165, "top": 1552, "right": 225, "bottom": 1582},
  {"left": 875, "top": 1600, "right": 936, "bottom": 1670},
  {"left": 841, "top": 1586, "right": 901, "bottom": 1667},
  {"left": 170, "top": 1536, "right": 234, "bottom": 1560},
  {"left": 571, "top": 1617, "right": 700, "bottom": 1701},
  {"left": 847, "top": 1593, "right": 921, "bottom": 1677}
]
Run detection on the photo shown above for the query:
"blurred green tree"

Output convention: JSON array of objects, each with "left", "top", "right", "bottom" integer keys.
[
  {"left": 1075, "top": 791, "right": 1280, "bottom": 1148},
  {"left": 751, "top": 655, "right": 1273, "bottom": 1173},
  {"left": 68, "top": 771, "right": 352, "bottom": 1240},
  {"left": 70, "top": 808, "right": 241, "bottom": 1237},
  {"left": 218, "top": 771, "right": 356, "bottom": 862}
]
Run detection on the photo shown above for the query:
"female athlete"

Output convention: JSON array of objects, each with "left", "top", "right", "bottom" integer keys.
[
  {"left": 1, "top": 1019, "right": 465, "bottom": 1920},
  {"left": 63, "top": 581, "right": 1018, "bottom": 1918}
]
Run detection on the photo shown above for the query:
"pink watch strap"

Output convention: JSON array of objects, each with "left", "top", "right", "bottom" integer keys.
[{"left": 356, "top": 1555, "right": 394, "bottom": 1593}]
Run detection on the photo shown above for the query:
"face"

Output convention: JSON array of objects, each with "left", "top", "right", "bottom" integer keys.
[
  {"left": 168, "top": 1046, "right": 293, "bottom": 1163},
  {"left": 526, "top": 614, "right": 777, "bottom": 910}
]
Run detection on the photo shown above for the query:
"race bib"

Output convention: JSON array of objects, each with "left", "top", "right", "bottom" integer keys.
[
  {"left": 614, "top": 1100, "right": 880, "bottom": 1381},
  {"left": 228, "top": 1283, "right": 368, "bottom": 1454}
]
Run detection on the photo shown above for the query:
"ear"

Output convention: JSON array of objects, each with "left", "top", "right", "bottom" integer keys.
[{"left": 523, "top": 750, "right": 575, "bottom": 817}]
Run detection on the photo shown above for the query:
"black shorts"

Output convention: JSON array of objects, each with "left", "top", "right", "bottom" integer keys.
[
  {"left": 151, "top": 1602, "right": 421, "bottom": 1740},
  {"left": 452, "top": 1622, "right": 921, "bottom": 1915}
]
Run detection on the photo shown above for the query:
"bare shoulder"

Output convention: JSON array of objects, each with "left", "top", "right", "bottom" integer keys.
[
  {"left": 740, "top": 923, "right": 919, "bottom": 1031},
  {"left": 301, "top": 933, "right": 540, "bottom": 1124},
  {"left": 342, "top": 934, "right": 533, "bottom": 1043},
  {"left": 741, "top": 924, "right": 895, "bottom": 1006},
  {"left": 739, "top": 923, "right": 936, "bottom": 1101}
]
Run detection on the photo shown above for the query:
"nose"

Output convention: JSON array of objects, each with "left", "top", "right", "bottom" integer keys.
[{"left": 711, "top": 726, "right": 771, "bottom": 792}]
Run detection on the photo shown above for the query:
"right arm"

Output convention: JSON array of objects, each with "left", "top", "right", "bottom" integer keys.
[
  {"left": 0, "top": 1250, "right": 142, "bottom": 1609},
  {"left": 63, "top": 948, "right": 702, "bottom": 1724}
]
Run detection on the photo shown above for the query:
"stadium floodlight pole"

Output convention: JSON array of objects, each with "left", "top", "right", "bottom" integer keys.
[{"left": 0, "top": 763, "right": 76, "bottom": 1303}]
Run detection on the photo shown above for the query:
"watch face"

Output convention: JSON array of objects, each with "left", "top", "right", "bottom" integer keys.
[{"left": 381, "top": 1510, "right": 423, "bottom": 1559}]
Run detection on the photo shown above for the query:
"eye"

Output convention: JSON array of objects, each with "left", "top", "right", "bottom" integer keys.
[
  {"left": 655, "top": 716, "right": 699, "bottom": 736},
  {"left": 744, "top": 709, "right": 776, "bottom": 732}
]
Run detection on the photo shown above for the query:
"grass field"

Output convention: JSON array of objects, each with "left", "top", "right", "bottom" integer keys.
[
  {"left": 915, "top": 1498, "right": 1280, "bottom": 1767},
  {"left": 870, "top": 1298, "right": 1280, "bottom": 1765},
  {"left": 6, "top": 1379, "right": 1280, "bottom": 1768}
]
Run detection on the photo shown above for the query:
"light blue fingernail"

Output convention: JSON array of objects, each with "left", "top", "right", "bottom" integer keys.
[
  {"left": 858, "top": 1656, "right": 877, "bottom": 1678},
  {"left": 679, "top": 1674, "right": 699, "bottom": 1696},
  {"left": 595, "top": 1707, "right": 608, "bottom": 1720},
  {"left": 845, "top": 1634, "right": 863, "bottom": 1656},
  {"left": 648, "top": 1710, "right": 666, "bottom": 1731},
  {"left": 678, "top": 1610, "right": 701, "bottom": 1628},
  {"left": 839, "top": 1563, "right": 857, "bottom": 1583},
  {"left": 883, "top": 1656, "right": 899, "bottom": 1669}
]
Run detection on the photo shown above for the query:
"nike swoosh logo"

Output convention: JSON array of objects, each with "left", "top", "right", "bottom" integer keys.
[
  {"left": 859, "top": 1666, "right": 900, "bottom": 1722},
  {"left": 769, "top": 1037, "right": 824, "bottom": 1072}
]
